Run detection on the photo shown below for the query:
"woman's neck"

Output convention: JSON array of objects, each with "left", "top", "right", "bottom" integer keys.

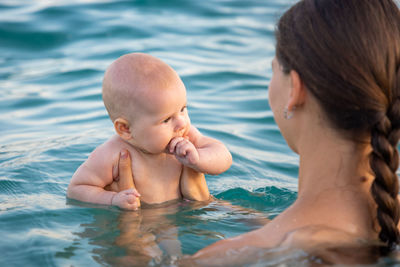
[
  {"left": 297, "top": 126, "right": 372, "bottom": 197},
  {"left": 299, "top": 142, "right": 373, "bottom": 196},
  {"left": 293, "top": 127, "right": 377, "bottom": 238}
]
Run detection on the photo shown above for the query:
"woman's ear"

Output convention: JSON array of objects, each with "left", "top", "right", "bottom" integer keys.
[
  {"left": 114, "top": 118, "right": 132, "bottom": 140},
  {"left": 287, "top": 70, "right": 306, "bottom": 111}
]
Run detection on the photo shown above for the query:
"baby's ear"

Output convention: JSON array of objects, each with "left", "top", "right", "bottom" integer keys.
[{"left": 114, "top": 118, "right": 132, "bottom": 140}]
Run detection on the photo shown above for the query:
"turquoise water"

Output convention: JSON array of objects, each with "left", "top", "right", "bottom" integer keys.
[{"left": 1, "top": 1, "right": 398, "bottom": 266}]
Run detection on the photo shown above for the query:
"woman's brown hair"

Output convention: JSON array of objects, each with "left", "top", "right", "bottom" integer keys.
[{"left": 275, "top": 0, "right": 400, "bottom": 250}]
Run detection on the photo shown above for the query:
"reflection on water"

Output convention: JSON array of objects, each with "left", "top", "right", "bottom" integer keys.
[
  {"left": 67, "top": 198, "right": 270, "bottom": 266},
  {"left": 67, "top": 198, "right": 398, "bottom": 266}
]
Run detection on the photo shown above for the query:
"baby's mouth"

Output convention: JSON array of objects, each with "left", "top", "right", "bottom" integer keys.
[
  {"left": 180, "top": 132, "right": 188, "bottom": 139},
  {"left": 181, "top": 127, "right": 189, "bottom": 138},
  {"left": 165, "top": 130, "right": 189, "bottom": 153}
]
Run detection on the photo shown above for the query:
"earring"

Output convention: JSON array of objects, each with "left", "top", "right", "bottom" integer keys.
[{"left": 284, "top": 106, "right": 295, "bottom": 119}]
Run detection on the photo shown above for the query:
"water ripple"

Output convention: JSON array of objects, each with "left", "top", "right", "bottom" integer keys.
[{"left": 0, "top": 0, "right": 311, "bottom": 266}]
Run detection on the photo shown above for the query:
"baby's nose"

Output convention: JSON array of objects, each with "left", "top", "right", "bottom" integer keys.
[{"left": 175, "top": 115, "right": 187, "bottom": 132}]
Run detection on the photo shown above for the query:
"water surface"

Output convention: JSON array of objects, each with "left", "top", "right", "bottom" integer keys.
[{"left": 2, "top": 0, "right": 399, "bottom": 266}]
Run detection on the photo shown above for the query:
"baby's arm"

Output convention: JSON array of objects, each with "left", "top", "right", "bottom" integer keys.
[
  {"left": 180, "top": 166, "right": 210, "bottom": 201},
  {"left": 67, "top": 146, "right": 140, "bottom": 210},
  {"left": 169, "top": 125, "right": 231, "bottom": 201},
  {"left": 168, "top": 125, "right": 232, "bottom": 175}
]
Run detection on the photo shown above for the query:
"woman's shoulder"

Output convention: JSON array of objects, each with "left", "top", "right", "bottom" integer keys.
[{"left": 190, "top": 219, "right": 377, "bottom": 266}]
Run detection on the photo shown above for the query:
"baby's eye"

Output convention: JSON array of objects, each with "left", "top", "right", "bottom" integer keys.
[
  {"left": 163, "top": 117, "right": 171, "bottom": 123},
  {"left": 180, "top": 106, "right": 187, "bottom": 112}
]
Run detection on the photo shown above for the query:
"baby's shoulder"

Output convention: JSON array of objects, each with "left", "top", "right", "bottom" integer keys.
[
  {"left": 104, "top": 134, "right": 128, "bottom": 148},
  {"left": 88, "top": 135, "right": 125, "bottom": 162}
]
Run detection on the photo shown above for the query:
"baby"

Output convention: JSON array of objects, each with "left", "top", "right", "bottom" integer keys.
[{"left": 67, "top": 53, "right": 232, "bottom": 210}]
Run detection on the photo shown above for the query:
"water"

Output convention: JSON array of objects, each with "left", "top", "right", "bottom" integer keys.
[{"left": 1, "top": 0, "right": 399, "bottom": 266}]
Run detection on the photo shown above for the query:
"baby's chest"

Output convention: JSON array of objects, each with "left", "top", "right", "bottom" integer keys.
[{"left": 132, "top": 160, "right": 183, "bottom": 204}]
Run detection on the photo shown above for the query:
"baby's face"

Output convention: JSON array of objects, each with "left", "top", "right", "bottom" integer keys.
[{"left": 128, "top": 77, "right": 191, "bottom": 154}]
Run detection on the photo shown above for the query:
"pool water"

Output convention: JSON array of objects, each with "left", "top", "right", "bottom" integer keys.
[{"left": 1, "top": 0, "right": 400, "bottom": 266}]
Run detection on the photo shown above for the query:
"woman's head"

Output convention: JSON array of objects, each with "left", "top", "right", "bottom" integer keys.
[{"left": 275, "top": 0, "right": 400, "bottom": 250}]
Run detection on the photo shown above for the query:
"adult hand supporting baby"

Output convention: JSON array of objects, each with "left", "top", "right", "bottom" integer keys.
[
  {"left": 117, "top": 150, "right": 136, "bottom": 190},
  {"left": 110, "top": 150, "right": 141, "bottom": 210}
]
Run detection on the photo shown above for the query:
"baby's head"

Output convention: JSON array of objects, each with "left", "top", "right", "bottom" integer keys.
[{"left": 102, "top": 53, "right": 191, "bottom": 154}]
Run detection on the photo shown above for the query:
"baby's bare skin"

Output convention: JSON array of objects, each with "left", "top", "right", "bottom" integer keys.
[
  {"left": 68, "top": 127, "right": 217, "bottom": 208},
  {"left": 67, "top": 53, "right": 232, "bottom": 210}
]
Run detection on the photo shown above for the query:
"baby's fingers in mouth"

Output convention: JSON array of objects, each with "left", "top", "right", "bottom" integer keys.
[{"left": 166, "top": 137, "right": 180, "bottom": 153}]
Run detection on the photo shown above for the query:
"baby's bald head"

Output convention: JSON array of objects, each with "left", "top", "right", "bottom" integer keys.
[{"left": 102, "top": 53, "right": 181, "bottom": 122}]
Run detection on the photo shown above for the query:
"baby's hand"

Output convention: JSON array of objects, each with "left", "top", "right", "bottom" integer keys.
[
  {"left": 168, "top": 137, "right": 200, "bottom": 169},
  {"left": 111, "top": 188, "right": 141, "bottom": 210}
]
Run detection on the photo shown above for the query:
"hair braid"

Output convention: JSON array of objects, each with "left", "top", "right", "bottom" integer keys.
[{"left": 370, "top": 67, "right": 400, "bottom": 250}]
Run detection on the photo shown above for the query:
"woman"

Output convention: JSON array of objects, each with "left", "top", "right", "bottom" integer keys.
[
  {"left": 194, "top": 0, "right": 400, "bottom": 259},
  {"left": 114, "top": 0, "right": 400, "bottom": 264}
]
